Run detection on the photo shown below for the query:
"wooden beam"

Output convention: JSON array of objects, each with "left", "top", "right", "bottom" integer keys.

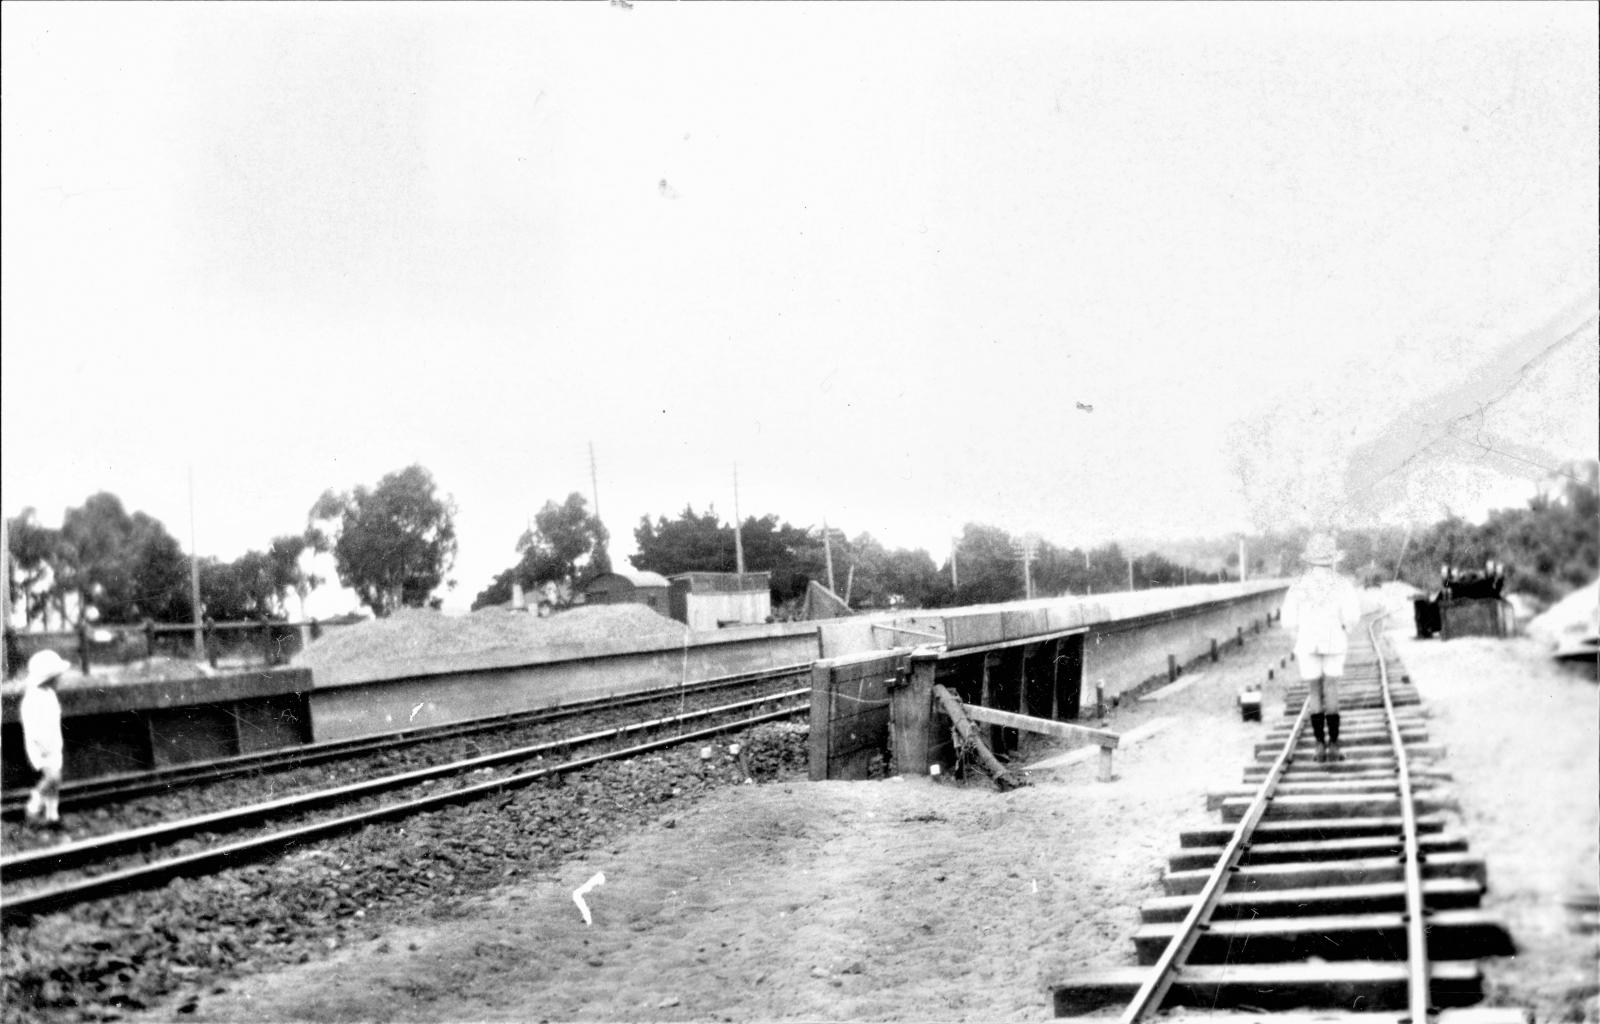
[
  {"left": 922, "top": 625, "right": 1087, "bottom": 659},
  {"left": 1059, "top": 1011, "right": 1529, "bottom": 1024},
  {"left": 1052, "top": 959, "right": 1483, "bottom": 1014},
  {"left": 961, "top": 704, "right": 1119, "bottom": 748},
  {"left": 1219, "top": 793, "right": 1456, "bottom": 821},
  {"left": 1181, "top": 814, "right": 1449, "bottom": 847},
  {"left": 1168, "top": 831, "right": 1469, "bottom": 871},
  {"left": 929, "top": 684, "right": 1026, "bottom": 790},
  {"left": 1162, "top": 851, "right": 1487, "bottom": 896},
  {"left": 1132, "top": 907, "right": 1514, "bottom": 964},
  {"left": 1141, "top": 877, "right": 1484, "bottom": 923}
]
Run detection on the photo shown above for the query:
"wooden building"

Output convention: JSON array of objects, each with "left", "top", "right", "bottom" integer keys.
[
  {"left": 667, "top": 572, "right": 772, "bottom": 630},
  {"left": 582, "top": 570, "right": 671, "bottom": 617}
]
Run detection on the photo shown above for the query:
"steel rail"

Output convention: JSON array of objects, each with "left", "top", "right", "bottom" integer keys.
[
  {"left": 1117, "top": 682, "right": 1316, "bottom": 1021},
  {"left": 1, "top": 702, "right": 807, "bottom": 924},
  {"left": 2, "top": 662, "right": 811, "bottom": 816},
  {"left": 1371, "top": 614, "right": 1431, "bottom": 1018},
  {"left": 1, "top": 687, "right": 807, "bottom": 882}
]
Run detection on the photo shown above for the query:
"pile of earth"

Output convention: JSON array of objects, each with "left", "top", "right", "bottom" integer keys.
[
  {"left": 1526, "top": 579, "right": 1599, "bottom": 648},
  {"left": 294, "top": 605, "right": 691, "bottom": 684}
]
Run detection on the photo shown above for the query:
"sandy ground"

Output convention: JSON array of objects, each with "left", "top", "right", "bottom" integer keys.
[
  {"left": 1387, "top": 625, "right": 1599, "bottom": 1021},
  {"left": 141, "top": 634, "right": 1288, "bottom": 1024},
  {"left": 121, "top": 606, "right": 1599, "bottom": 1023}
]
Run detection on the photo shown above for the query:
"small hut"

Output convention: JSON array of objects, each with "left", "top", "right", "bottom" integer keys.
[
  {"left": 667, "top": 572, "right": 772, "bottom": 630},
  {"left": 582, "top": 570, "right": 671, "bottom": 617}
]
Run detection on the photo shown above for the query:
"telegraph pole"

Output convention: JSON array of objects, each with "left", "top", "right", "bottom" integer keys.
[
  {"left": 823, "top": 518, "right": 836, "bottom": 593},
  {"left": 1012, "top": 536, "right": 1038, "bottom": 600},
  {"left": 588, "top": 442, "right": 602, "bottom": 527},
  {"left": 733, "top": 465, "right": 745, "bottom": 575},
  {"left": 188, "top": 466, "right": 203, "bottom": 659}
]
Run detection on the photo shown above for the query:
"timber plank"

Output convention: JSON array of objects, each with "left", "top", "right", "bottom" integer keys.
[
  {"left": 1252, "top": 744, "right": 1446, "bottom": 764},
  {"left": 1220, "top": 793, "right": 1454, "bottom": 821},
  {"left": 1141, "top": 877, "right": 1484, "bottom": 922},
  {"left": 1132, "top": 907, "right": 1515, "bottom": 963},
  {"left": 1181, "top": 814, "right": 1449, "bottom": 847},
  {"left": 960, "top": 702, "right": 1119, "bottom": 746},
  {"left": 1051, "top": 959, "right": 1482, "bottom": 1013},
  {"left": 1167, "top": 831, "right": 1469, "bottom": 871},
  {"left": 1056, "top": 1011, "right": 1528, "bottom": 1024},
  {"left": 1207, "top": 779, "right": 1447, "bottom": 809},
  {"left": 1163, "top": 851, "right": 1486, "bottom": 895}
]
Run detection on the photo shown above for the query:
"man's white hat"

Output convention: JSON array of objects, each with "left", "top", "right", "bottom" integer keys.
[
  {"left": 1301, "top": 533, "right": 1342, "bottom": 567},
  {"left": 24, "top": 649, "right": 71, "bottom": 688}
]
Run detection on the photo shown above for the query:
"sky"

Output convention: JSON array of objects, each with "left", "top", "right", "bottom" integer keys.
[{"left": 3, "top": 1, "right": 1596, "bottom": 616}]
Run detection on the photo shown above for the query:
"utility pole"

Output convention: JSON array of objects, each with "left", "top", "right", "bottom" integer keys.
[
  {"left": 823, "top": 518, "right": 836, "bottom": 593},
  {"left": 950, "top": 537, "right": 959, "bottom": 589},
  {"left": 188, "top": 466, "right": 203, "bottom": 660},
  {"left": 732, "top": 465, "right": 745, "bottom": 575},
  {"left": 587, "top": 442, "right": 602, "bottom": 528},
  {"left": 1012, "top": 536, "right": 1038, "bottom": 600}
]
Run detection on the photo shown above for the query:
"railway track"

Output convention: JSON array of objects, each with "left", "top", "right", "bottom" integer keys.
[
  {"left": 1052, "top": 615, "right": 1521, "bottom": 1020},
  {"left": 0, "top": 687, "right": 808, "bottom": 924},
  {"left": 1, "top": 663, "right": 811, "bottom": 821}
]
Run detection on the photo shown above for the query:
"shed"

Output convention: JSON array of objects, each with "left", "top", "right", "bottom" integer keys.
[
  {"left": 583, "top": 570, "right": 671, "bottom": 616},
  {"left": 668, "top": 572, "right": 772, "bottom": 630}
]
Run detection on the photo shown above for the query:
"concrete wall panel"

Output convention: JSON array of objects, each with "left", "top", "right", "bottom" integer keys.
[{"left": 307, "top": 631, "right": 820, "bottom": 743}]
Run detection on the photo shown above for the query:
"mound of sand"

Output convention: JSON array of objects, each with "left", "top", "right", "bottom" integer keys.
[
  {"left": 295, "top": 604, "right": 690, "bottom": 685},
  {"left": 1526, "top": 580, "right": 1599, "bottom": 646}
]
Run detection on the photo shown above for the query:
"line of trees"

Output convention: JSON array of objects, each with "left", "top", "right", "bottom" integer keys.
[
  {"left": 7, "top": 464, "right": 461, "bottom": 629},
  {"left": 5, "top": 493, "right": 319, "bottom": 629},
  {"left": 11, "top": 458, "right": 1594, "bottom": 628},
  {"left": 625, "top": 508, "right": 1222, "bottom": 613}
]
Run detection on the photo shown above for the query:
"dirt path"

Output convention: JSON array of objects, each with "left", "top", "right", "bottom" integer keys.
[{"left": 150, "top": 635, "right": 1290, "bottom": 1023}]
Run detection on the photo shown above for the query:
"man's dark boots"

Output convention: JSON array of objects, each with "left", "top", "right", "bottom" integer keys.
[
  {"left": 1311, "top": 711, "right": 1327, "bottom": 763},
  {"left": 1327, "top": 713, "right": 1344, "bottom": 762}
]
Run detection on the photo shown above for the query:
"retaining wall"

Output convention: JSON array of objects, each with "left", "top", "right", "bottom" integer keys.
[
  {"left": 809, "top": 581, "right": 1287, "bottom": 780},
  {"left": 307, "top": 626, "right": 822, "bottom": 743}
]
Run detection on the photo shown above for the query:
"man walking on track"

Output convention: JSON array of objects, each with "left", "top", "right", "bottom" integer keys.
[
  {"left": 1280, "top": 533, "right": 1363, "bottom": 763},
  {"left": 20, "top": 649, "right": 69, "bottom": 828}
]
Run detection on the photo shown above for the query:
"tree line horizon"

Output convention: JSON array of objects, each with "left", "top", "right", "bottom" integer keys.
[{"left": 6, "top": 460, "right": 1595, "bottom": 630}]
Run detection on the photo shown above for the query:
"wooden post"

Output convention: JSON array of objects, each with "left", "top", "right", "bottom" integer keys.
[
  {"left": 1237, "top": 625, "right": 1245, "bottom": 649},
  {"left": 76, "top": 620, "right": 91, "bottom": 674},
  {"left": 807, "top": 661, "right": 832, "bottom": 781},
  {"left": 1049, "top": 638, "right": 1062, "bottom": 720},
  {"left": 204, "top": 617, "right": 217, "bottom": 668},
  {"left": 1017, "top": 647, "right": 1030, "bottom": 718},
  {"left": 890, "top": 658, "right": 937, "bottom": 776},
  {"left": 1095, "top": 682, "right": 1105, "bottom": 720},
  {"left": 1098, "top": 744, "right": 1114, "bottom": 783},
  {"left": 1167, "top": 653, "right": 1178, "bottom": 683},
  {"left": 980, "top": 653, "right": 996, "bottom": 751},
  {"left": 1211, "top": 638, "right": 1219, "bottom": 663}
]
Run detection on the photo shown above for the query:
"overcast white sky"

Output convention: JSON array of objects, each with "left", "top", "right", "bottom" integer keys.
[{"left": 3, "top": 1, "right": 1596, "bottom": 615}]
